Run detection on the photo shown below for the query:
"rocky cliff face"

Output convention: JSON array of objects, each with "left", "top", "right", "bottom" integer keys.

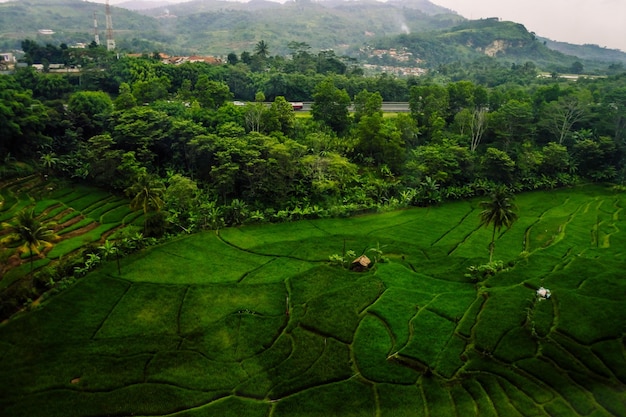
[{"left": 480, "top": 40, "right": 527, "bottom": 57}]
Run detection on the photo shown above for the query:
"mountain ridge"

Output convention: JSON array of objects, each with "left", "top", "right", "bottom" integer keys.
[{"left": 0, "top": 0, "right": 624, "bottom": 71}]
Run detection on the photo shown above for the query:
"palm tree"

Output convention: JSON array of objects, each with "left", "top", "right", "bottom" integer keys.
[
  {"left": 40, "top": 152, "right": 59, "bottom": 177},
  {"left": 254, "top": 40, "right": 270, "bottom": 58},
  {"left": 126, "top": 174, "right": 165, "bottom": 214},
  {"left": 126, "top": 174, "right": 165, "bottom": 234},
  {"left": 1, "top": 209, "right": 58, "bottom": 284},
  {"left": 479, "top": 186, "right": 518, "bottom": 262}
]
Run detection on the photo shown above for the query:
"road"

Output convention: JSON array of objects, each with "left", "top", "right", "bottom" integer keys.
[{"left": 297, "top": 102, "right": 410, "bottom": 112}]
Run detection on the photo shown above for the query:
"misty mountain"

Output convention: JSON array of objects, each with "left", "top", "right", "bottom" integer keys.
[
  {"left": 0, "top": 0, "right": 624, "bottom": 71},
  {"left": 0, "top": 0, "right": 162, "bottom": 48},
  {"left": 131, "top": 0, "right": 462, "bottom": 55},
  {"left": 540, "top": 37, "right": 626, "bottom": 67}
]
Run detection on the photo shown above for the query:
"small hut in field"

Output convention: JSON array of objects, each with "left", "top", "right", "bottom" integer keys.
[{"left": 351, "top": 255, "right": 371, "bottom": 272}]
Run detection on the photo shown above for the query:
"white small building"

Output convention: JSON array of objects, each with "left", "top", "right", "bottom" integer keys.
[{"left": 0, "top": 52, "right": 16, "bottom": 64}]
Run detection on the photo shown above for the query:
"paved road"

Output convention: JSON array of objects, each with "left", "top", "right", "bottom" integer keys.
[{"left": 297, "top": 102, "right": 410, "bottom": 112}]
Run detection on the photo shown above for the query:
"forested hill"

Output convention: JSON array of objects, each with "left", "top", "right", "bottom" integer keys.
[
  {"left": 0, "top": 0, "right": 161, "bottom": 51},
  {"left": 1, "top": 0, "right": 626, "bottom": 70},
  {"left": 379, "top": 19, "right": 617, "bottom": 73},
  {"left": 148, "top": 0, "right": 463, "bottom": 56}
]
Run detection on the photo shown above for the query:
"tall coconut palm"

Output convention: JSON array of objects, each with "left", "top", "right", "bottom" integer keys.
[
  {"left": 126, "top": 174, "right": 165, "bottom": 234},
  {"left": 1, "top": 209, "right": 58, "bottom": 284},
  {"left": 126, "top": 174, "right": 165, "bottom": 215},
  {"left": 254, "top": 40, "right": 270, "bottom": 58},
  {"left": 479, "top": 186, "right": 518, "bottom": 262}
]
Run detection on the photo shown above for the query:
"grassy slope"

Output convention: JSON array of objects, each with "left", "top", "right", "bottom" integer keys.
[{"left": 0, "top": 184, "right": 625, "bottom": 416}]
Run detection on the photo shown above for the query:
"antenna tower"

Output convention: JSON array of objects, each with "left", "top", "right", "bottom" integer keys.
[
  {"left": 105, "top": 0, "right": 115, "bottom": 51},
  {"left": 93, "top": 12, "right": 100, "bottom": 46}
]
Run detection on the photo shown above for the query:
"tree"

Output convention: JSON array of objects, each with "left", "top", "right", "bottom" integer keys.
[
  {"left": 301, "top": 151, "right": 358, "bottom": 203},
  {"left": 40, "top": 152, "right": 59, "bottom": 176},
  {"left": 127, "top": 173, "right": 165, "bottom": 215},
  {"left": 489, "top": 99, "right": 534, "bottom": 150},
  {"left": 481, "top": 147, "right": 516, "bottom": 183},
  {"left": 573, "top": 136, "right": 617, "bottom": 180},
  {"left": 126, "top": 174, "right": 165, "bottom": 234},
  {"left": 453, "top": 107, "right": 488, "bottom": 152},
  {"left": 353, "top": 89, "right": 383, "bottom": 123},
  {"left": 194, "top": 75, "right": 233, "bottom": 109},
  {"left": 540, "top": 142, "right": 570, "bottom": 175},
  {"left": 598, "top": 86, "right": 626, "bottom": 145},
  {"left": 111, "top": 107, "right": 173, "bottom": 166},
  {"left": 479, "top": 186, "right": 518, "bottom": 262},
  {"left": 245, "top": 92, "right": 266, "bottom": 133},
  {"left": 164, "top": 174, "right": 198, "bottom": 233},
  {"left": 409, "top": 84, "right": 449, "bottom": 139},
  {"left": 240, "top": 51, "right": 252, "bottom": 65},
  {"left": 1, "top": 209, "right": 58, "bottom": 284},
  {"left": 0, "top": 77, "right": 50, "bottom": 160},
  {"left": 570, "top": 61, "right": 584, "bottom": 74},
  {"left": 227, "top": 52, "right": 239, "bottom": 65},
  {"left": 539, "top": 92, "right": 591, "bottom": 145},
  {"left": 131, "top": 76, "right": 170, "bottom": 104},
  {"left": 355, "top": 113, "right": 405, "bottom": 173},
  {"left": 67, "top": 91, "right": 114, "bottom": 139},
  {"left": 405, "top": 139, "right": 473, "bottom": 187},
  {"left": 316, "top": 50, "right": 346, "bottom": 75},
  {"left": 254, "top": 40, "right": 270, "bottom": 58},
  {"left": 114, "top": 82, "right": 137, "bottom": 110},
  {"left": 264, "top": 96, "right": 296, "bottom": 135},
  {"left": 447, "top": 80, "right": 478, "bottom": 114},
  {"left": 469, "top": 107, "right": 488, "bottom": 152},
  {"left": 311, "top": 78, "right": 351, "bottom": 134}
]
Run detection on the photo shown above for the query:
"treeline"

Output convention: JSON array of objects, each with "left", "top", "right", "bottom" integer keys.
[{"left": 2, "top": 40, "right": 626, "bottom": 236}]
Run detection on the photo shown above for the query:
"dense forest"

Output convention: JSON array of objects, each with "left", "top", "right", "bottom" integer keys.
[{"left": 2, "top": 40, "right": 626, "bottom": 240}]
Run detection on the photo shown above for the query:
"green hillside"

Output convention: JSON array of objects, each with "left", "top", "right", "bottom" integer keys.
[
  {"left": 542, "top": 37, "right": 626, "bottom": 67},
  {"left": 0, "top": 0, "right": 164, "bottom": 50},
  {"left": 382, "top": 19, "right": 590, "bottom": 70},
  {"left": 136, "top": 0, "right": 463, "bottom": 55},
  {"left": 0, "top": 0, "right": 625, "bottom": 70}
]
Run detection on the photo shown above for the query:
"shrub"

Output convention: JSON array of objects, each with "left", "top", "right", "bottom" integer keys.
[{"left": 465, "top": 260, "right": 506, "bottom": 281}]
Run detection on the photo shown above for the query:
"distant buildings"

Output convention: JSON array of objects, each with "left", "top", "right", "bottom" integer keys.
[
  {"left": 361, "top": 46, "right": 428, "bottom": 76},
  {"left": 0, "top": 52, "right": 16, "bottom": 71},
  {"left": 30, "top": 63, "right": 81, "bottom": 73},
  {"left": 126, "top": 53, "right": 223, "bottom": 66},
  {"left": 162, "top": 54, "right": 223, "bottom": 65}
]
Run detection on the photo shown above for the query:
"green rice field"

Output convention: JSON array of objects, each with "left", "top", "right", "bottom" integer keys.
[
  {"left": 0, "top": 183, "right": 625, "bottom": 416},
  {"left": 0, "top": 176, "right": 143, "bottom": 289}
]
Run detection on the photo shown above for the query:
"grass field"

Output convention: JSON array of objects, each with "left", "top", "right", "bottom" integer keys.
[{"left": 0, "top": 184, "right": 625, "bottom": 416}]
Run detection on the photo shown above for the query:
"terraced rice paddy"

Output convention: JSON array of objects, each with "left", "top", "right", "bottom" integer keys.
[
  {"left": 0, "top": 176, "right": 142, "bottom": 289},
  {"left": 0, "top": 183, "right": 625, "bottom": 416}
]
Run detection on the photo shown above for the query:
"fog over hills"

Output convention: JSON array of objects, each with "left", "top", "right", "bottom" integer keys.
[{"left": 0, "top": 0, "right": 624, "bottom": 69}]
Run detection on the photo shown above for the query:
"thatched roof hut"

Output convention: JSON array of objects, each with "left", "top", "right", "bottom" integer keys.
[{"left": 351, "top": 255, "right": 371, "bottom": 272}]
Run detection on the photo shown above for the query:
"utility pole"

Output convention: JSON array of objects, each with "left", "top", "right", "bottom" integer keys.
[
  {"left": 93, "top": 12, "right": 100, "bottom": 46},
  {"left": 105, "top": 0, "right": 115, "bottom": 51}
]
